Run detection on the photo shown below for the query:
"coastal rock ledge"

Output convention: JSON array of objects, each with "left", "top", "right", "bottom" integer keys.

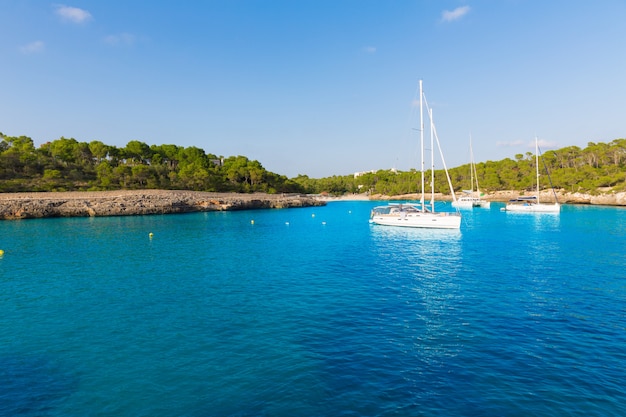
[{"left": 0, "top": 190, "right": 326, "bottom": 220}]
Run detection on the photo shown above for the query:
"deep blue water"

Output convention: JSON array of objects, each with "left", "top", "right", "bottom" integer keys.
[{"left": 0, "top": 201, "right": 624, "bottom": 417}]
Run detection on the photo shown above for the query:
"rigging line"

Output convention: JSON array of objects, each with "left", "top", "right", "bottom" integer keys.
[
  {"left": 538, "top": 145, "right": 560, "bottom": 203},
  {"left": 422, "top": 93, "right": 459, "bottom": 206}
]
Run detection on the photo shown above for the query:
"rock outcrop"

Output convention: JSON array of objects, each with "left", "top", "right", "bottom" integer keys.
[
  {"left": 369, "top": 190, "right": 626, "bottom": 206},
  {"left": 484, "top": 190, "right": 626, "bottom": 206},
  {"left": 0, "top": 190, "right": 325, "bottom": 220}
]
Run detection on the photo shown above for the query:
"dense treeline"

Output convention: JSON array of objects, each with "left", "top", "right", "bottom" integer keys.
[
  {"left": 0, "top": 133, "right": 304, "bottom": 193},
  {"left": 292, "top": 138, "right": 626, "bottom": 196},
  {"left": 1, "top": 133, "right": 624, "bottom": 196}
]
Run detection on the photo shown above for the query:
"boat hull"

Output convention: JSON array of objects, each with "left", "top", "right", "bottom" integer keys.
[
  {"left": 452, "top": 198, "right": 490, "bottom": 209},
  {"left": 370, "top": 212, "right": 461, "bottom": 229},
  {"left": 502, "top": 203, "right": 560, "bottom": 213},
  {"left": 451, "top": 200, "right": 474, "bottom": 209}
]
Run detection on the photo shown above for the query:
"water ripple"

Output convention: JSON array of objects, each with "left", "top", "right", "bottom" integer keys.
[{"left": 0, "top": 203, "right": 624, "bottom": 416}]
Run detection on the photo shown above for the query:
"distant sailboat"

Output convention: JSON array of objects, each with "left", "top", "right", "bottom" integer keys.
[
  {"left": 369, "top": 80, "right": 461, "bottom": 229},
  {"left": 502, "top": 137, "right": 560, "bottom": 213},
  {"left": 452, "top": 136, "right": 490, "bottom": 209}
]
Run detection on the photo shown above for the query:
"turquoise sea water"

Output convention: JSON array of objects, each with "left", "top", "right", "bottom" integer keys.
[{"left": 0, "top": 201, "right": 625, "bottom": 416}]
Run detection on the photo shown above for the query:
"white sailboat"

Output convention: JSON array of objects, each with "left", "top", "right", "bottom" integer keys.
[
  {"left": 502, "top": 137, "right": 560, "bottom": 213},
  {"left": 370, "top": 80, "right": 461, "bottom": 229},
  {"left": 452, "top": 137, "right": 491, "bottom": 209}
]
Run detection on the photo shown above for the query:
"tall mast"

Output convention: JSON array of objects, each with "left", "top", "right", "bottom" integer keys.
[
  {"left": 470, "top": 135, "right": 475, "bottom": 193},
  {"left": 430, "top": 108, "right": 435, "bottom": 212},
  {"left": 535, "top": 136, "right": 540, "bottom": 202},
  {"left": 419, "top": 80, "right": 425, "bottom": 211}
]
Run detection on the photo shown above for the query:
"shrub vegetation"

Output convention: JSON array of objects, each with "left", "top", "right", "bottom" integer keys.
[{"left": 1, "top": 133, "right": 624, "bottom": 196}]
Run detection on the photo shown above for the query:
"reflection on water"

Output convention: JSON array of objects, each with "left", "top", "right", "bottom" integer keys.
[
  {"left": 503, "top": 210, "right": 560, "bottom": 231},
  {"left": 370, "top": 223, "right": 461, "bottom": 244},
  {"left": 369, "top": 223, "right": 464, "bottom": 385},
  {"left": 370, "top": 224, "right": 461, "bottom": 271}
]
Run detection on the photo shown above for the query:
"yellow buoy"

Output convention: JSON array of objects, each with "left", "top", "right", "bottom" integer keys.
[
  {"left": 251, "top": 220, "right": 255, "bottom": 225},
  {"left": 149, "top": 233, "right": 154, "bottom": 238},
  {"left": 0, "top": 249, "right": 4, "bottom": 256}
]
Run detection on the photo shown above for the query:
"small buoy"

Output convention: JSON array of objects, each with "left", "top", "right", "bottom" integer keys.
[
  {"left": 0, "top": 249, "right": 4, "bottom": 256},
  {"left": 285, "top": 222, "right": 290, "bottom": 225},
  {"left": 149, "top": 233, "right": 154, "bottom": 238},
  {"left": 251, "top": 220, "right": 255, "bottom": 225},
  {"left": 312, "top": 213, "right": 315, "bottom": 218},
  {"left": 348, "top": 210, "right": 352, "bottom": 214},
  {"left": 322, "top": 222, "right": 326, "bottom": 225}
]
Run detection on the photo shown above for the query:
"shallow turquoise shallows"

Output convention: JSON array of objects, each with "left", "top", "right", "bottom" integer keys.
[{"left": 1, "top": 202, "right": 625, "bottom": 417}]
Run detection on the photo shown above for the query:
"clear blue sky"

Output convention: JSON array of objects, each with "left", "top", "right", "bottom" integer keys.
[{"left": 2, "top": 1, "right": 625, "bottom": 178}]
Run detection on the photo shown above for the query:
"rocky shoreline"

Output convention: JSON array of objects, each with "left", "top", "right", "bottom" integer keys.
[
  {"left": 366, "top": 190, "right": 626, "bottom": 206},
  {"left": 1, "top": 188, "right": 622, "bottom": 220},
  {"left": 486, "top": 190, "right": 626, "bottom": 206},
  {"left": 0, "top": 190, "right": 326, "bottom": 220}
]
